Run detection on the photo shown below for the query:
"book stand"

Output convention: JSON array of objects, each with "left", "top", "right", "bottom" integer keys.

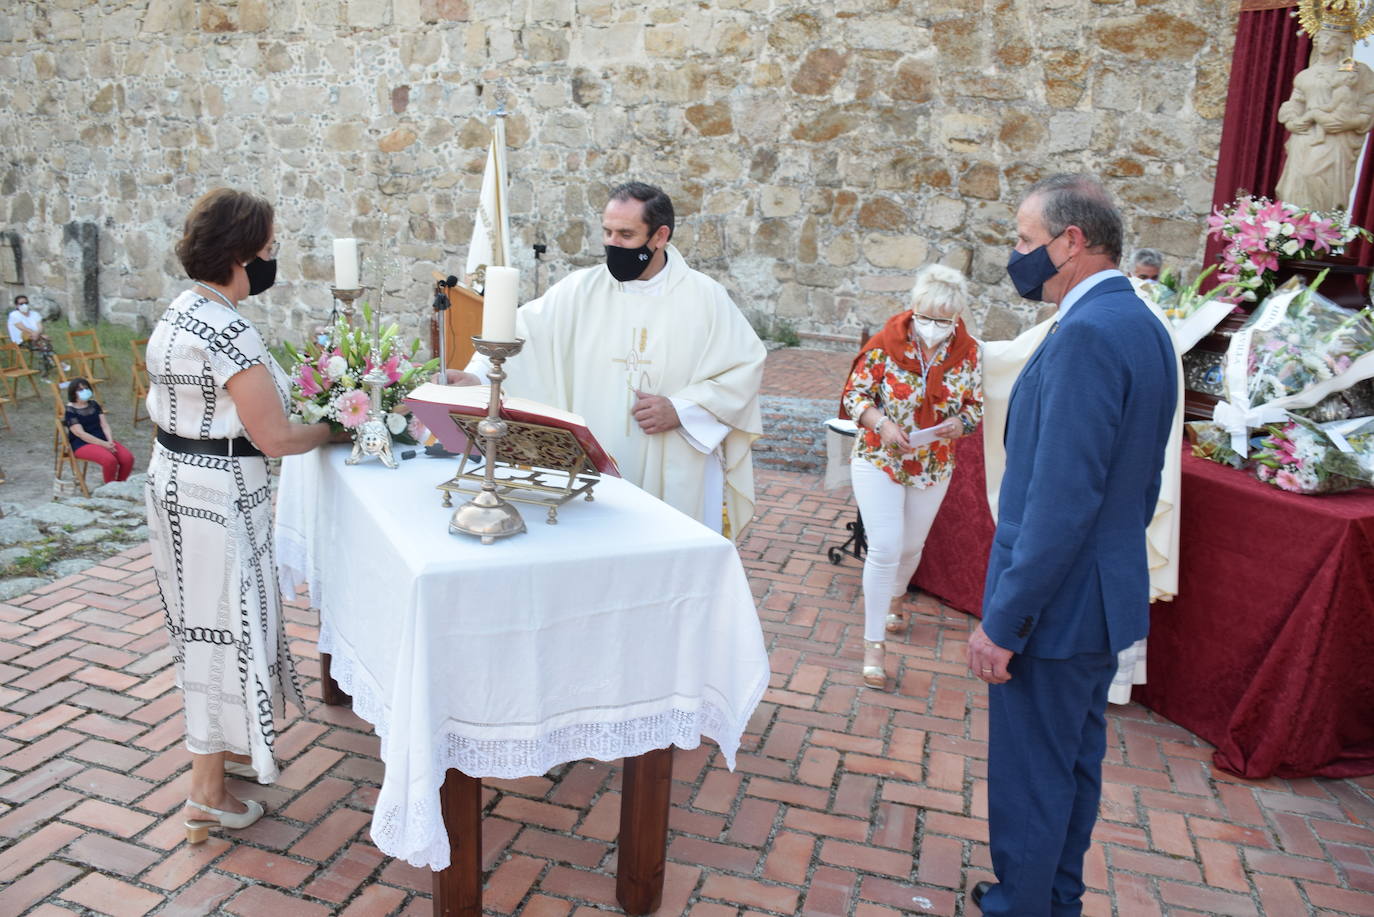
[{"left": 438, "top": 417, "right": 601, "bottom": 525}]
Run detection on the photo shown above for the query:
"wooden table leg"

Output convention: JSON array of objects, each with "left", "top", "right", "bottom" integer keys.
[
  {"left": 617, "top": 746, "right": 674, "bottom": 915},
  {"left": 319, "top": 652, "right": 351, "bottom": 707},
  {"left": 433, "top": 767, "right": 483, "bottom": 916}
]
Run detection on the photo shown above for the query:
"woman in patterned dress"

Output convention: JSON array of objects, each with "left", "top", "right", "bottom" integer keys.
[
  {"left": 840, "top": 264, "right": 983, "bottom": 689},
  {"left": 145, "top": 189, "right": 330, "bottom": 842}
]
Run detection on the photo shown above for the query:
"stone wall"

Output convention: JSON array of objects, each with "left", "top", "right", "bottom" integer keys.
[{"left": 0, "top": 0, "right": 1235, "bottom": 345}]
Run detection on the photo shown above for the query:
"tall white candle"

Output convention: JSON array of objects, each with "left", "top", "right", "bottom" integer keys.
[
  {"left": 333, "top": 238, "right": 359, "bottom": 289},
  {"left": 481, "top": 266, "right": 519, "bottom": 342}
]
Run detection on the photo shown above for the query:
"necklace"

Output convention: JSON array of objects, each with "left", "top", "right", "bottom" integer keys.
[{"left": 194, "top": 282, "right": 236, "bottom": 310}]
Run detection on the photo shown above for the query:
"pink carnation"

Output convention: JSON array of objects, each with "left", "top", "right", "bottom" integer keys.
[
  {"left": 335, "top": 390, "right": 371, "bottom": 428},
  {"left": 1274, "top": 469, "right": 1304, "bottom": 493}
]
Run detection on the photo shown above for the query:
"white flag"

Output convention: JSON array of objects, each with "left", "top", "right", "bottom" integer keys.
[{"left": 466, "top": 118, "right": 512, "bottom": 277}]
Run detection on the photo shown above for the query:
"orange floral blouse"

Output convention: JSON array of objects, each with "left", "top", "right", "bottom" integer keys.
[{"left": 840, "top": 338, "right": 983, "bottom": 488}]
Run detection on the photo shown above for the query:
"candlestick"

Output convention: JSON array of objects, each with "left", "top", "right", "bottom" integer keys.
[
  {"left": 481, "top": 266, "right": 519, "bottom": 342},
  {"left": 449, "top": 337, "right": 527, "bottom": 544},
  {"left": 333, "top": 238, "right": 360, "bottom": 289},
  {"left": 330, "top": 286, "right": 365, "bottom": 325}
]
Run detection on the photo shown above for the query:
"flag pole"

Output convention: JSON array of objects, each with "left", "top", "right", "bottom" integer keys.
[{"left": 491, "top": 102, "right": 509, "bottom": 269}]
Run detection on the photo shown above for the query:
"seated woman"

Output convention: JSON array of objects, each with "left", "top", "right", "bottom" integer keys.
[
  {"left": 64, "top": 377, "right": 135, "bottom": 483},
  {"left": 839, "top": 264, "right": 983, "bottom": 689},
  {"left": 8, "top": 295, "right": 56, "bottom": 375}
]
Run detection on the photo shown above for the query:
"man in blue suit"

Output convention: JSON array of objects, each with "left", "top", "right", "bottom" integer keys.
[{"left": 967, "top": 174, "right": 1176, "bottom": 916}]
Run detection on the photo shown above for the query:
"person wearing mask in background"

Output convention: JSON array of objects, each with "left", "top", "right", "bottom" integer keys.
[
  {"left": 8, "top": 294, "right": 57, "bottom": 376},
  {"left": 839, "top": 264, "right": 983, "bottom": 689},
  {"left": 64, "top": 376, "right": 134, "bottom": 483}
]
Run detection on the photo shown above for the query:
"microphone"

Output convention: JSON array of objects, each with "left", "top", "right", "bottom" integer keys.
[{"left": 432, "top": 273, "right": 457, "bottom": 311}]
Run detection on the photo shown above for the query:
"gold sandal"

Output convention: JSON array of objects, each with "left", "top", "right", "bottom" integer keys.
[{"left": 862, "top": 640, "right": 886, "bottom": 688}]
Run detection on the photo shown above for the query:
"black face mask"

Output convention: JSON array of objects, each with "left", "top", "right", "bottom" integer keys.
[
  {"left": 605, "top": 244, "right": 655, "bottom": 282},
  {"left": 1005, "top": 233, "right": 1064, "bottom": 302},
  {"left": 244, "top": 257, "right": 277, "bottom": 296}
]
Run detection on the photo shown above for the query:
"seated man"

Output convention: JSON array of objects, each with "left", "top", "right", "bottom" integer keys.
[
  {"left": 7, "top": 294, "right": 56, "bottom": 375},
  {"left": 455, "top": 182, "right": 766, "bottom": 539}
]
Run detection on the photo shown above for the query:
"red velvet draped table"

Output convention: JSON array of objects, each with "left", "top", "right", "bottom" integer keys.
[{"left": 910, "top": 433, "right": 1374, "bottom": 779}]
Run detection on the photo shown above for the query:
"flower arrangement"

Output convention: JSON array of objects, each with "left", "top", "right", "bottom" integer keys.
[
  {"left": 1250, "top": 416, "right": 1374, "bottom": 495},
  {"left": 281, "top": 304, "right": 440, "bottom": 444},
  {"left": 1243, "top": 274, "right": 1374, "bottom": 407},
  {"left": 1206, "top": 195, "right": 1369, "bottom": 302},
  {"left": 1188, "top": 415, "right": 1374, "bottom": 495}
]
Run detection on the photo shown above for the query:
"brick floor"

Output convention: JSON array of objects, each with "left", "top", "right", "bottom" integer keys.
[{"left": 1, "top": 349, "right": 1372, "bottom": 915}]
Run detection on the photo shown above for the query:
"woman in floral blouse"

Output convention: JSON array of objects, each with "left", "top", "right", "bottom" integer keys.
[{"left": 840, "top": 264, "right": 983, "bottom": 689}]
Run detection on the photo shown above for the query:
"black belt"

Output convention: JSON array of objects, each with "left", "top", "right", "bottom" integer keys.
[{"left": 157, "top": 428, "right": 263, "bottom": 458}]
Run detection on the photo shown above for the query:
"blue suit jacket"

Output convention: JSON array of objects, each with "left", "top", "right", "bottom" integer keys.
[{"left": 981, "top": 275, "right": 1176, "bottom": 659}]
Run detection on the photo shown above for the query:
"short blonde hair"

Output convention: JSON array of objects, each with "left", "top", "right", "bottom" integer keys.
[{"left": 909, "top": 264, "right": 969, "bottom": 319}]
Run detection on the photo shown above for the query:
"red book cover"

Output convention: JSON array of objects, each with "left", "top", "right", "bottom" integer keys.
[{"left": 404, "top": 383, "right": 621, "bottom": 477}]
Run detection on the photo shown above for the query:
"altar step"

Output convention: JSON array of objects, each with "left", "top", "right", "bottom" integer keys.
[
  {"left": 752, "top": 346, "right": 854, "bottom": 476},
  {"left": 753, "top": 394, "right": 832, "bottom": 475}
]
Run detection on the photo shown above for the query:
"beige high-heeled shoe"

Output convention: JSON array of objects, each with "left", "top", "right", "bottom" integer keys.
[
  {"left": 185, "top": 797, "right": 265, "bottom": 844},
  {"left": 862, "top": 640, "right": 886, "bottom": 688}
]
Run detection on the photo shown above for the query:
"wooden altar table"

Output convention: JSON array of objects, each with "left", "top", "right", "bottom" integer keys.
[{"left": 276, "top": 446, "right": 770, "bottom": 913}]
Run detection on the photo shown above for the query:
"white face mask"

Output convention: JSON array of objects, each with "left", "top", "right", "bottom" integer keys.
[
  {"left": 913, "top": 317, "right": 953, "bottom": 349},
  {"left": 16, "top": 303, "right": 29, "bottom": 314}
]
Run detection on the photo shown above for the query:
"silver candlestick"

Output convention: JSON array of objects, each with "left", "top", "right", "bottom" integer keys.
[
  {"left": 449, "top": 337, "right": 527, "bottom": 544},
  {"left": 330, "top": 287, "right": 366, "bottom": 325}
]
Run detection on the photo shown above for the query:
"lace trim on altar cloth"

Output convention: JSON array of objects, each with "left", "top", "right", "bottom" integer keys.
[{"left": 317, "top": 617, "right": 765, "bottom": 871}]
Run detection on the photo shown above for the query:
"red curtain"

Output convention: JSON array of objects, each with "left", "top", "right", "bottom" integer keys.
[{"left": 1204, "top": 2, "right": 1311, "bottom": 271}]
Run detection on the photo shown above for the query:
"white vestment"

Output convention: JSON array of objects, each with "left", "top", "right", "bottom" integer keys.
[
  {"left": 980, "top": 300, "right": 1184, "bottom": 703},
  {"left": 467, "top": 244, "right": 765, "bottom": 538}
]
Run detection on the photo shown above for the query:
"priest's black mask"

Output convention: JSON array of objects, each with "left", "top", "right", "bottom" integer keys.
[{"left": 605, "top": 243, "right": 654, "bottom": 282}]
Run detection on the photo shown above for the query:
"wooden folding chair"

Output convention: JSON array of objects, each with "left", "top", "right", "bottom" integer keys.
[
  {"left": 67, "top": 329, "right": 110, "bottom": 383},
  {"left": 55, "top": 354, "right": 92, "bottom": 385},
  {"left": 0, "top": 341, "right": 43, "bottom": 401},
  {"left": 131, "top": 337, "right": 150, "bottom": 426},
  {"left": 52, "top": 383, "right": 91, "bottom": 497}
]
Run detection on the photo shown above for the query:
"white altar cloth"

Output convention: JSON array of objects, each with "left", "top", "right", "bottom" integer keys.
[{"left": 274, "top": 446, "right": 770, "bottom": 870}]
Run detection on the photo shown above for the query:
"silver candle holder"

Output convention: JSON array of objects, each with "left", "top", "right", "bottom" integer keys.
[
  {"left": 330, "top": 287, "right": 366, "bottom": 325},
  {"left": 449, "top": 337, "right": 527, "bottom": 544}
]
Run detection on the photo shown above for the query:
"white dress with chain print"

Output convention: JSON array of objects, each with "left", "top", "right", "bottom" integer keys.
[{"left": 143, "top": 289, "right": 301, "bottom": 782}]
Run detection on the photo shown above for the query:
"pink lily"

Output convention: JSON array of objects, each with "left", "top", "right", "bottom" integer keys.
[{"left": 298, "top": 365, "right": 323, "bottom": 397}]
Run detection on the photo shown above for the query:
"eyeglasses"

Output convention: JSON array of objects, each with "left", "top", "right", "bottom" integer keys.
[
  {"left": 914, "top": 313, "right": 955, "bottom": 329},
  {"left": 264, "top": 240, "right": 280, "bottom": 260}
]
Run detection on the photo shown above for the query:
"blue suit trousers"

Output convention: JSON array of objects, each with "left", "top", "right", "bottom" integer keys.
[{"left": 982, "top": 652, "right": 1116, "bottom": 917}]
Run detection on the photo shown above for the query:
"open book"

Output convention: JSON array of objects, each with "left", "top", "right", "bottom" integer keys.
[{"left": 405, "top": 383, "right": 621, "bottom": 477}]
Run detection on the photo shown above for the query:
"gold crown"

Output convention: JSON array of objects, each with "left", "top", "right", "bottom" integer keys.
[{"left": 1297, "top": 0, "right": 1374, "bottom": 41}]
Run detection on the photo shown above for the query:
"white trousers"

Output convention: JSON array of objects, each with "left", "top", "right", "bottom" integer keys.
[{"left": 850, "top": 457, "right": 952, "bottom": 642}]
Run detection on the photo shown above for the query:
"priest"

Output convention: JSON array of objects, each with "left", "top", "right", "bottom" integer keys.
[{"left": 459, "top": 182, "right": 766, "bottom": 539}]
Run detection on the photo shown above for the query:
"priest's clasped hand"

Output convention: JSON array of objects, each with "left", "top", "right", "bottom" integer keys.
[{"left": 632, "top": 390, "right": 681, "bottom": 434}]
